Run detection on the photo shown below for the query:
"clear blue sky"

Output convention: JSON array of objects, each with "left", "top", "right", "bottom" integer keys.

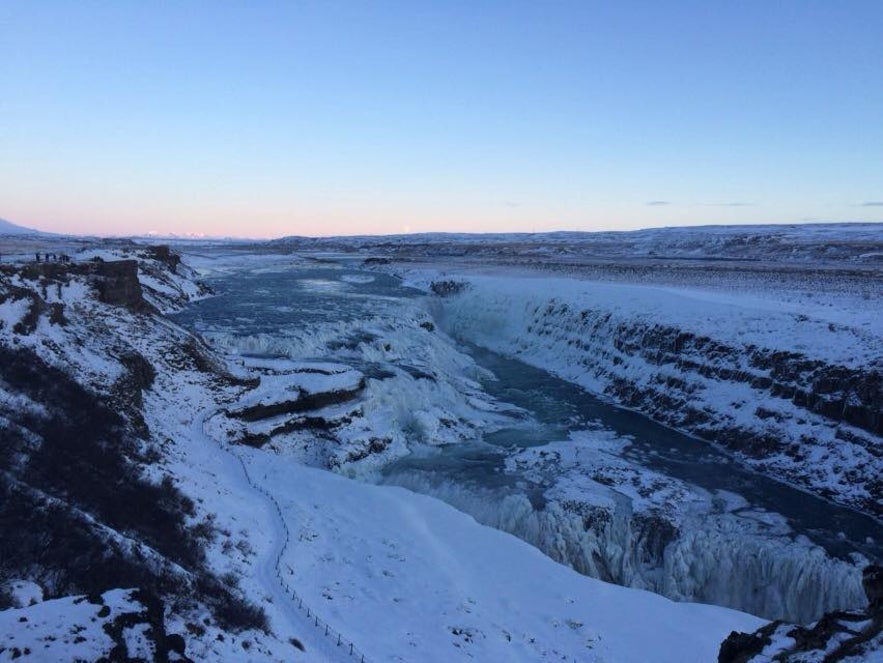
[{"left": 1, "top": 1, "right": 882, "bottom": 238}]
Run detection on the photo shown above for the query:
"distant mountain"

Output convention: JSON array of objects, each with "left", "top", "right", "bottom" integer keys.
[{"left": 0, "top": 217, "right": 44, "bottom": 235}]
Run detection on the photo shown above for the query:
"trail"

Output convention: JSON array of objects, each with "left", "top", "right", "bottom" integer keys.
[{"left": 190, "top": 412, "right": 367, "bottom": 662}]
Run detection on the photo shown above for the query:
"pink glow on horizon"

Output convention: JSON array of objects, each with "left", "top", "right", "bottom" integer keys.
[{"left": 5, "top": 200, "right": 638, "bottom": 239}]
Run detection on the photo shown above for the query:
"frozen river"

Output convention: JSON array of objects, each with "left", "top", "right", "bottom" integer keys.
[{"left": 174, "top": 258, "right": 880, "bottom": 622}]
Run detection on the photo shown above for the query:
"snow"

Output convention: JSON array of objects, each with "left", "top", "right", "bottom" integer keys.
[
  {"left": 0, "top": 589, "right": 141, "bottom": 661},
  {"left": 340, "top": 274, "right": 376, "bottom": 284},
  {"left": 0, "top": 218, "right": 42, "bottom": 236},
  {"left": 122, "top": 623, "right": 155, "bottom": 660},
  {"left": 0, "top": 297, "right": 31, "bottom": 334},
  {"left": 124, "top": 337, "right": 341, "bottom": 661},
  {"left": 759, "top": 629, "right": 797, "bottom": 659},
  {"left": 0, "top": 268, "right": 124, "bottom": 387},
  {"left": 419, "top": 273, "right": 880, "bottom": 369},
  {"left": 4, "top": 233, "right": 878, "bottom": 660},
  {"left": 414, "top": 271, "right": 882, "bottom": 512},
  {"left": 244, "top": 449, "right": 766, "bottom": 662},
  {"left": 136, "top": 252, "right": 770, "bottom": 661},
  {"left": 1, "top": 581, "right": 42, "bottom": 609},
  {"left": 170, "top": 248, "right": 875, "bottom": 623},
  {"left": 233, "top": 366, "right": 364, "bottom": 410}
]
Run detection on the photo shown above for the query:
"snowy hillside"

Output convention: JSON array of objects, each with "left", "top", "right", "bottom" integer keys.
[
  {"left": 0, "top": 588, "right": 187, "bottom": 661},
  {"left": 0, "top": 241, "right": 778, "bottom": 661},
  {"left": 241, "top": 454, "right": 765, "bottom": 662},
  {"left": 0, "top": 246, "right": 311, "bottom": 660}
]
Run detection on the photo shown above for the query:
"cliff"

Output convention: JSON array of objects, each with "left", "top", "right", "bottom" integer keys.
[{"left": 433, "top": 274, "right": 882, "bottom": 517}]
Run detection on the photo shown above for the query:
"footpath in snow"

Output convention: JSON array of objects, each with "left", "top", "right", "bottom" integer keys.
[{"left": 239, "top": 448, "right": 765, "bottom": 663}]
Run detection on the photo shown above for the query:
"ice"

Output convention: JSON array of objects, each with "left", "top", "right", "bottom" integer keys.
[{"left": 381, "top": 467, "right": 866, "bottom": 623}]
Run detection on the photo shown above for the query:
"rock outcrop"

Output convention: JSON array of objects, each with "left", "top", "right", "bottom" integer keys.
[
  {"left": 11, "top": 258, "right": 151, "bottom": 312},
  {"left": 230, "top": 380, "right": 365, "bottom": 422},
  {"left": 718, "top": 563, "right": 883, "bottom": 662},
  {"left": 220, "top": 364, "right": 366, "bottom": 448}
]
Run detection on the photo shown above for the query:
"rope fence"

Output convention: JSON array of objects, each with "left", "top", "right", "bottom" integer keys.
[{"left": 230, "top": 452, "right": 370, "bottom": 663}]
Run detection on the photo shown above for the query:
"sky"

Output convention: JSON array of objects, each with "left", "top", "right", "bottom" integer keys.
[{"left": 1, "top": 1, "right": 882, "bottom": 239}]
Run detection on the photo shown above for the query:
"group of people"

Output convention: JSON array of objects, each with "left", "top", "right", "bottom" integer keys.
[
  {"left": 34, "top": 252, "right": 71, "bottom": 263},
  {"left": 0, "top": 251, "right": 74, "bottom": 264}
]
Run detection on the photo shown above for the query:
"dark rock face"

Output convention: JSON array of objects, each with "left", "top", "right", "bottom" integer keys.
[
  {"left": 430, "top": 279, "right": 469, "bottom": 297},
  {"left": 142, "top": 245, "right": 181, "bottom": 273},
  {"left": 236, "top": 432, "right": 271, "bottom": 448},
  {"left": 603, "top": 322, "right": 882, "bottom": 439},
  {"left": 9, "top": 259, "right": 152, "bottom": 313},
  {"left": 719, "top": 564, "right": 883, "bottom": 662},
  {"left": 230, "top": 380, "right": 366, "bottom": 423},
  {"left": 718, "top": 625, "right": 777, "bottom": 663},
  {"left": 865, "top": 564, "right": 883, "bottom": 611},
  {"left": 113, "top": 352, "right": 157, "bottom": 439},
  {"left": 330, "top": 437, "right": 392, "bottom": 467},
  {"left": 91, "top": 259, "right": 150, "bottom": 312},
  {"left": 361, "top": 257, "right": 390, "bottom": 266}
]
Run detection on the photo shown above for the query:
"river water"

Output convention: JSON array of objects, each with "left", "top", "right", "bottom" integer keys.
[{"left": 174, "top": 258, "right": 881, "bottom": 621}]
